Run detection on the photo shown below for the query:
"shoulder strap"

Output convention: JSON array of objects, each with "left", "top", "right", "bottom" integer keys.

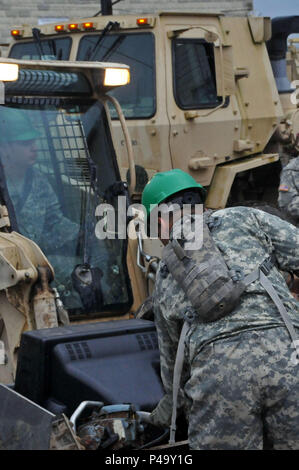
[
  {"left": 259, "top": 271, "right": 299, "bottom": 348},
  {"left": 243, "top": 255, "right": 299, "bottom": 351},
  {"left": 169, "top": 318, "right": 190, "bottom": 445}
]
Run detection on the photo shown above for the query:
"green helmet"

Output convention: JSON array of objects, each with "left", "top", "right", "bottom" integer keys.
[
  {"left": 0, "top": 107, "right": 40, "bottom": 143},
  {"left": 142, "top": 169, "right": 206, "bottom": 217}
]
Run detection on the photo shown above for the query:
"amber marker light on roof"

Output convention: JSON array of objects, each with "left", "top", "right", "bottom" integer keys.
[
  {"left": 11, "top": 29, "right": 23, "bottom": 38},
  {"left": 0, "top": 63, "right": 19, "bottom": 81},
  {"left": 137, "top": 18, "right": 148, "bottom": 26},
  {"left": 82, "top": 22, "right": 94, "bottom": 30},
  {"left": 104, "top": 68, "right": 130, "bottom": 87},
  {"left": 55, "top": 25, "right": 65, "bottom": 32},
  {"left": 68, "top": 23, "right": 79, "bottom": 31}
]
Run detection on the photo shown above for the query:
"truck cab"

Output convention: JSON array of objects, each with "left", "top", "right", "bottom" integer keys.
[
  {"left": 0, "top": 57, "right": 150, "bottom": 384},
  {"left": 8, "top": 12, "right": 299, "bottom": 207}
]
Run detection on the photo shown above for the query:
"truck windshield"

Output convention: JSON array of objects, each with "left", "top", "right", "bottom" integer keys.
[
  {"left": 0, "top": 100, "right": 132, "bottom": 319},
  {"left": 9, "top": 37, "right": 72, "bottom": 61},
  {"left": 77, "top": 33, "right": 156, "bottom": 119}
]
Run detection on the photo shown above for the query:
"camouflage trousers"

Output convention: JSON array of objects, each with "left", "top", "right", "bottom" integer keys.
[{"left": 184, "top": 326, "right": 299, "bottom": 450}]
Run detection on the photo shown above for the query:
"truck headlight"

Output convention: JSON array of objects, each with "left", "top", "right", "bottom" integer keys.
[
  {"left": 0, "top": 63, "right": 19, "bottom": 82},
  {"left": 104, "top": 68, "right": 130, "bottom": 87}
]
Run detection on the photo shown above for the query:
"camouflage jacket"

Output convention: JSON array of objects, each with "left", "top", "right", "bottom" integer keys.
[
  {"left": 278, "top": 156, "right": 299, "bottom": 226},
  {"left": 150, "top": 207, "right": 299, "bottom": 427},
  {"left": 7, "top": 167, "right": 79, "bottom": 254}
]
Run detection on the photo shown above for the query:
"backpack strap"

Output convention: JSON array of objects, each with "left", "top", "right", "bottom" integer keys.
[
  {"left": 169, "top": 309, "right": 195, "bottom": 446},
  {"left": 242, "top": 254, "right": 276, "bottom": 285},
  {"left": 244, "top": 254, "right": 299, "bottom": 353},
  {"left": 259, "top": 270, "right": 299, "bottom": 350},
  {"left": 169, "top": 320, "right": 189, "bottom": 445}
]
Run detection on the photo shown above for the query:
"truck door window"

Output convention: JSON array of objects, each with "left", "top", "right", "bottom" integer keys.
[
  {"left": 173, "top": 38, "right": 221, "bottom": 109},
  {"left": 77, "top": 33, "right": 156, "bottom": 119},
  {"left": 0, "top": 101, "right": 133, "bottom": 319},
  {"left": 9, "top": 38, "right": 72, "bottom": 60}
]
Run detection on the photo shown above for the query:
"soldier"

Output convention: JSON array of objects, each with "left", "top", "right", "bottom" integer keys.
[
  {"left": 141, "top": 169, "right": 299, "bottom": 450},
  {"left": 0, "top": 107, "right": 84, "bottom": 307},
  {"left": 278, "top": 155, "right": 299, "bottom": 226},
  {"left": 0, "top": 107, "right": 79, "bottom": 254}
]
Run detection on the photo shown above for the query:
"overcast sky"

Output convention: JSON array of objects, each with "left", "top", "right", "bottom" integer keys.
[{"left": 253, "top": 0, "right": 298, "bottom": 17}]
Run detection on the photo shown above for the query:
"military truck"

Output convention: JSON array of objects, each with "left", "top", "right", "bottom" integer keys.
[
  {"left": 7, "top": 7, "right": 299, "bottom": 208},
  {"left": 267, "top": 16, "right": 299, "bottom": 167}
]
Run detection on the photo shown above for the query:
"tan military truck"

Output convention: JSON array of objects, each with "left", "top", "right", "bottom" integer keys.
[
  {"left": 268, "top": 16, "right": 299, "bottom": 167},
  {"left": 7, "top": 10, "right": 299, "bottom": 208}
]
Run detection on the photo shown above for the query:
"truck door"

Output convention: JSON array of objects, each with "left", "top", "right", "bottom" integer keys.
[{"left": 164, "top": 23, "right": 238, "bottom": 188}]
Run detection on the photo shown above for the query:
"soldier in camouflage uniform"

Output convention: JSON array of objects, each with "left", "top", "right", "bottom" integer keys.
[
  {"left": 0, "top": 108, "right": 83, "bottom": 306},
  {"left": 142, "top": 169, "right": 299, "bottom": 450},
  {"left": 278, "top": 155, "right": 299, "bottom": 226},
  {"left": 0, "top": 107, "right": 79, "bottom": 253},
  {"left": 5, "top": 166, "right": 79, "bottom": 255}
]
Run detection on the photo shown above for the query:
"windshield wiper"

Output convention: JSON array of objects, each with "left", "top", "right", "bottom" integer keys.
[
  {"left": 85, "top": 21, "right": 120, "bottom": 61},
  {"left": 48, "top": 39, "right": 58, "bottom": 59},
  {"left": 32, "top": 28, "right": 45, "bottom": 59},
  {"left": 101, "top": 35, "right": 125, "bottom": 61},
  {"left": 32, "top": 29, "right": 59, "bottom": 60}
]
